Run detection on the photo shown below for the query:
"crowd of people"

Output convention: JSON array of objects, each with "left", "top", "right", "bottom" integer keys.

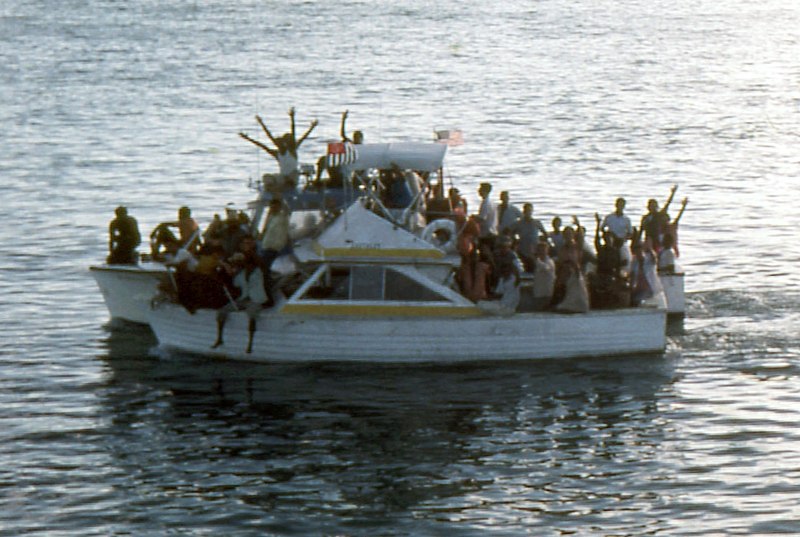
[
  {"left": 453, "top": 183, "right": 688, "bottom": 313},
  {"left": 105, "top": 107, "right": 689, "bottom": 339},
  {"left": 106, "top": 199, "right": 294, "bottom": 353},
  {"left": 106, "top": 180, "right": 688, "bottom": 332}
]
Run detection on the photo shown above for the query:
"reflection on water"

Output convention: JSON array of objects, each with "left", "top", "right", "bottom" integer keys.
[{"left": 99, "top": 327, "right": 676, "bottom": 534}]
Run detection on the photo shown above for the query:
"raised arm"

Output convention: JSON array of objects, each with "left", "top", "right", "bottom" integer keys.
[
  {"left": 255, "top": 115, "right": 279, "bottom": 146},
  {"left": 572, "top": 215, "right": 581, "bottom": 231},
  {"left": 673, "top": 197, "right": 688, "bottom": 224},
  {"left": 594, "top": 212, "right": 602, "bottom": 251},
  {"left": 296, "top": 119, "right": 319, "bottom": 148},
  {"left": 288, "top": 107, "right": 297, "bottom": 141},
  {"left": 340, "top": 110, "right": 350, "bottom": 142},
  {"left": 239, "top": 132, "right": 278, "bottom": 158},
  {"left": 632, "top": 226, "right": 643, "bottom": 245},
  {"left": 662, "top": 184, "right": 678, "bottom": 213}
]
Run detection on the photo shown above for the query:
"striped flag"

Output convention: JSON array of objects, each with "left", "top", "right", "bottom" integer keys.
[
  {"left": 327, "top": 142, "right": 358, "bottom": 167},
  {"left": 434, "top": 129, "right": 464, "bottom": 146}
]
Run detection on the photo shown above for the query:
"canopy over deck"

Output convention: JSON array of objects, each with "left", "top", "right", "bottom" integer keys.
[{"left": 351, "top": 143, "right": 447, "bottom": 172}]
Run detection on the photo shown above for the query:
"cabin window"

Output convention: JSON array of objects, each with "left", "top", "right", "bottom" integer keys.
[
  {"left": 384, "top": 269, "right": 447, "bottom": 302},
  {"left": 298, "top": 265, "right": 449, "bottom": 303},
  {"left": 350, "top": 266, "right": 385, "bottom": 300}
]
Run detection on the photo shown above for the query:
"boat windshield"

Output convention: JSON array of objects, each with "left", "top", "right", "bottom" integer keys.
[{"left": 296, "top": 264, "right": 450, "bottom": 303}]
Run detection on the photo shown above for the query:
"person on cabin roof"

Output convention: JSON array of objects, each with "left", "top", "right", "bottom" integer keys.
[
  {"left": 239, "top": 107, "right": 318, "bottom": 189},
  {"left": 340, "top": 109, "right": 364, "bottom": 145},
  {"left": 107, "top": 206, "right": 141, "bottom": 265}
]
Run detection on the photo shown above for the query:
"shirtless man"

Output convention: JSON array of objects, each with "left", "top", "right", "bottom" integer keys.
[{"left": 107, "top": 206, "right": 141, "bottom": 265}]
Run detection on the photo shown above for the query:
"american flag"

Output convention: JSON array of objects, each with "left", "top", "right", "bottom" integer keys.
[
  {"left": 434, "top": 129, "right": 464, "bottom": 146},
  {"left": 326, "top": 142, "right": 358, "bottom": 167}
]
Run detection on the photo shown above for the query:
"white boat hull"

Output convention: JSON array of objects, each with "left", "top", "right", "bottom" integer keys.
[
  {"left": 148, "top": 304, "right": 667, "bottom": 363},
  {"left": 90, "top": 263, "right": 167, "bottom": 324}
]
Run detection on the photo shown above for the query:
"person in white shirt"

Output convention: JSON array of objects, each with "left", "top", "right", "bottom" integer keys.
[
  {"left": 239, "top": 107, "right": 318, "bottom": 188},
  {"left": 601, "top": 197, "right": 633, "bottom": 272},
  {"left": 476, "top": 182, "right": 498, "bottom": 251},
  {"left": 601, "top": 197, "right": 633, "bottom": 243},
  {"left": 212, "top": 235, "right": 270, "bottom": 354},
  {"left": 657, "top": 233, "right": 677, "bottom": 274}
]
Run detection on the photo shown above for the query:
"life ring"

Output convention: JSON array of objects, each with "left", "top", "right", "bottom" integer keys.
[{"left": 422, "top": 219, "right": 457, "bottom": 253}]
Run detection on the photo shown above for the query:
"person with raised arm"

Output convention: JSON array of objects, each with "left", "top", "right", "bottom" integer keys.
[
  {"left": 641, "top": 184, "right": 677, "bottom": 251},
  {"left": 239, "top": 107, "right": 318, "bottom": 190},
  {"left": 664, "top": 196, "right": 689, "bottom": 257},
  {"left": 340, "top": 109, "right": 364, "bottom": 145}
]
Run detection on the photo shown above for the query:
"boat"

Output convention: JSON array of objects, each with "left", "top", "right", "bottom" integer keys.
[
  {"left": 147, "top": 201, "right": 667, "bottom": 363},
  {"left": 92, "top": 140, "right": 686, "bottom": 327}
]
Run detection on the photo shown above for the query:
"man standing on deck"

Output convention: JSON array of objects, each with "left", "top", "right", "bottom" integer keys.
[
  {"left": 512, "top": 203, "right": 548, "bottom": 272},
  {"left": 497, "top": 190, "right": 522, "bottom": 236},
  {"left": 476, "top": 182, "right": 498, "bottom": 252},
  {"left": 601, "top": 197, "right": 633, "bottom": 245},
  {"left": 601, "top": 197, "right": 633, "bottom": 271}
]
